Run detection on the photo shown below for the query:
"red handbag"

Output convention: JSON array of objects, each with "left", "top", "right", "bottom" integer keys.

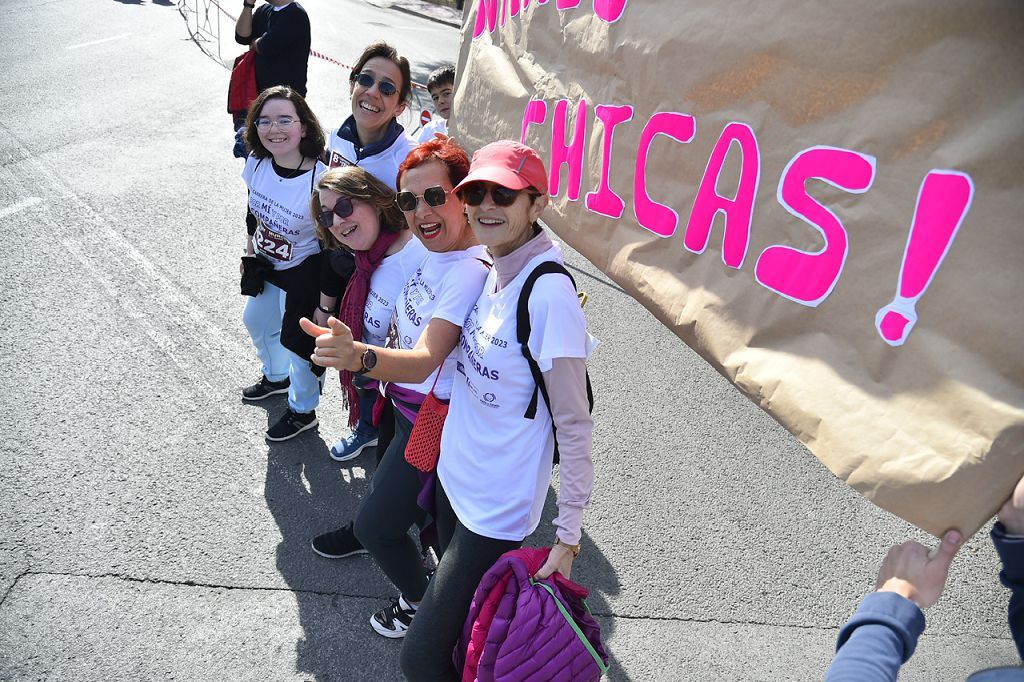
[
  {"left": 227, "top": 51, "right": 258, "bottom": 116},
  {"left": 404, "top": 369, "right": 449, "bottom": 473}
]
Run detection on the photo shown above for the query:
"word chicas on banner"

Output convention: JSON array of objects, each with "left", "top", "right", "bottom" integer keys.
[{"left": 521, "top": 98, "right": 974, "bottom": 347}]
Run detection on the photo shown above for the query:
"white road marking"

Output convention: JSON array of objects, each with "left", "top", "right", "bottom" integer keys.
[
  {"left": 0, "top": 197, "right": 41, "bottom": 219},
  {"left": 67, "top": 33, "right": 132, "bottom": 50}
]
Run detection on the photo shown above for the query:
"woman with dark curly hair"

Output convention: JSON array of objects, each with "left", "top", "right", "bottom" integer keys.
[{"left": 239, "top": 85, "right": 328, "bottom": 442}]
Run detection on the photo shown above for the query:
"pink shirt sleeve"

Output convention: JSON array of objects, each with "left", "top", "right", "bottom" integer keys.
[{"left": 543, "top": 356, "right": 594, "bottom": 545}]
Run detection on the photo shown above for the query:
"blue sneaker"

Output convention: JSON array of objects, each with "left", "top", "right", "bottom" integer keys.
[{"left": 330, "top": 430, "right": 378, "bottom": 462}]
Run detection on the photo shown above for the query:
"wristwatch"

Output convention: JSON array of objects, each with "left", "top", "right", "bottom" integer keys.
[
  {"left": 356, "top": 347, "right": 377, "bottom": 375},
  {"left": 555, "top": 538, "right": 581, "bottom": 557}
]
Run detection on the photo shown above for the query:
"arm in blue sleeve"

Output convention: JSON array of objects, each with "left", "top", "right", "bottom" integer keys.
[
  {"left": 825, "top": 591, "right": 926, "bottom": 682},
  {"left": 992, "top": 522, "right": 1024, "bottom": 660}
]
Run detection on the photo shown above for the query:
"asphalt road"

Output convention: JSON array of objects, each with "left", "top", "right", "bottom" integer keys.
[{"left": 0, "top": 0, "right": 1018, "bottom": 680}]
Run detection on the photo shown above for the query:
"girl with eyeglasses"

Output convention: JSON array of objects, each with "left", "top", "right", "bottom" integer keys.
[
  {"left": 306, "top": 140, "right": 597, "bottom": 679},
  {"left": 317, "top": 40, "right": 419, "bottom": 462},
  {"left": 239, "top": 85, "right": 329, "bottom": 442},
  {"left": 302, "top": 137, "right": 490, "bottom": 641}
]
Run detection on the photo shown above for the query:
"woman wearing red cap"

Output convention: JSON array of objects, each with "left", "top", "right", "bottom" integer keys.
[{"left": 401, "top": 139, "right": 598, "bottom": 679}]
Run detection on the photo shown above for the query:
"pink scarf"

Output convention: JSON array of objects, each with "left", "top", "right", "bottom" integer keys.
[{"left": 338, "top": 230, "right": 401, "bottom": 428}]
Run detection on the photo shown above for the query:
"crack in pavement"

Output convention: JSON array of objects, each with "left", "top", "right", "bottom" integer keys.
[
  {"left": 3, "top": 569, "right": 838, "bottom": 632},
  {"left": 0, "top": 569, "right": 30, "bottom": 610},
  {"left": 2, "top": 569, "right": 391, "bottom": 602},
  {"left": 2, "top": 570, "right": 1015, "bottom": 643},
  {"left": 589, "top": 611, "right": 1015, "bottom": 641},
  {"left": 590, "top": 610, "right": 837, "bottom": 631}
]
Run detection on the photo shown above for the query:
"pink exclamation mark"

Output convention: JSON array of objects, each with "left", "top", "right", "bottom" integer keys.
[{"left": 875, "top": 170, "right": 975, "bottom": 347}]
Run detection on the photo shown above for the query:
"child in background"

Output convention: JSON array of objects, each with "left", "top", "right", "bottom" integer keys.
[{"left": 417, "top": 65, "right": 455, "bottom": 143}]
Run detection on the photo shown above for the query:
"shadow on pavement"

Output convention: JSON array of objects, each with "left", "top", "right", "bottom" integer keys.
[{"left": 256, "top": 395, "right": 403, "bottom": 680}]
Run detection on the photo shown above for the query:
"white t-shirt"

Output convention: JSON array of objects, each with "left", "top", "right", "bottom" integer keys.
[
  {"left": 393, "top": 245, "right": 490, "bottom": 400},
  {"left": 242, "top": 155, "right": 326, "bottom": 270},
  {"left": 326, "top": 128, "right": 416, "bottom": 191},
  {"left": 417, "top": 117, "right": 448, "bottom": 144},
  {"left": 362, "top": 236, "right": 428, "bottom": 347},
  {"left": 438, "top": 247, "right": 598, "bottom": 541}
]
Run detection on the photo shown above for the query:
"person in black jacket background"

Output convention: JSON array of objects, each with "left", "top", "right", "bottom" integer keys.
[{"left": 234, "top": 0, "right": 311, "bottom": 97}]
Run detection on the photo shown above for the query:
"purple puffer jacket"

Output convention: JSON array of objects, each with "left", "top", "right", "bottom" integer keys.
[{"left": 455, "top": 547, "right": 610, "bottom": 681}]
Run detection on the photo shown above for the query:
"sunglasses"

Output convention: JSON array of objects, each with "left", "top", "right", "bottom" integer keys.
[
  {"left": 458, "top": 183, "right": 531, "bottom": 207},
  {"left": 317, "top": 196, "right": 355, "bottom": 229},
  {"left": 395, "top": 186, "right": 449, "bottom": 212},
  {"left": 354, "top": 72, "right": 398, "bottom": 97}
]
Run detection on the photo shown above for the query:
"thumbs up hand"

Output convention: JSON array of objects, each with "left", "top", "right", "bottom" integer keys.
[{"left": 299, "top": 316, "right": 361, "bottom": 371}]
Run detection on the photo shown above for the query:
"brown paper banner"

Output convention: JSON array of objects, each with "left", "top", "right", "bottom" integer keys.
[{"left": 451, "top": 0, "right": 1024, "bottom": 537}]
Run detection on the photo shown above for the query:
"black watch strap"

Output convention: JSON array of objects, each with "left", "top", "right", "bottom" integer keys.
[{"left": 356, "top": 348, "right": 377, "bottom": 375}]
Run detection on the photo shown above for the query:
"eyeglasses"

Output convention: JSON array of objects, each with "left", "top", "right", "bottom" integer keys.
[
  {"left": 395, "top": 186, "right": 449, "bottom": 212},
  {"left": 354, "top": 72, "right": 398, "bottom": 97},
  {"left": 317, "top": 196, "right": 355, "bottom": 229},
  {"left": 255, "top": 116, "right": 299, "bottom": 130},
  {"left": 458, "top": 183, "right": 532, "bottom": 207}
]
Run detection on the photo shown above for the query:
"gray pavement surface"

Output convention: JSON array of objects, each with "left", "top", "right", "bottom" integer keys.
[{"left": 0, "top": 0, "right": 1018, "bottom": 680}]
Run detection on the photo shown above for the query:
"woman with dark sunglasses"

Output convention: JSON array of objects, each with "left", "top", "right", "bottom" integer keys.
[
  {"left": 325, "top": 40, "right": 416, "bottom": 190},
  {"left": 302, "top": 137, "right": 490, "bottom": 640},
  {"left": 239, "top": 86, "right": 329, "bottom": 442},
  {"left": 317, "top": 40, "right": 419, "bottom": 461}
]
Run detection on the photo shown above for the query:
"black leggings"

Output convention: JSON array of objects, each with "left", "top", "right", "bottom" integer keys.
[
  {"left": 352, "top": 409, "right": 431, "bottom": 602},
  {"left": 399, "top": 481, "right": 522, "bottom": 682}
]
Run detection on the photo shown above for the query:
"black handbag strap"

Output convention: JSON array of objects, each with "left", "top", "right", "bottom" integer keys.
[{"left": 516, "top": 261, "right": 594, "bottom": 465}]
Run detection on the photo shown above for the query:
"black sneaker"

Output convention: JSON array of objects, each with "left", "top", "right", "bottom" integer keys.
[
  {"left": 311, "top": 522, "right": 368, "bottom": 559},
  {"left": 266, "top": 409, "right": 318, "bottom": 442},
  {"left": 242, "top": 376, "right": 290, "bottom": 401},
  {"left": 370, "top": 595, "right": 417, "bottom": 639}
]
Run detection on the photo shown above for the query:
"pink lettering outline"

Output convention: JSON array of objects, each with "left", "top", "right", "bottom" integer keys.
[
  {"left": 874, "top": 170, "right": 974, "bottom": 346},
  {"left": 585, "top": 104, "right": 634, "bottom": 219},
  {"left": 593, "top": 0, "right": 628, "bottom": 23},
  {"left": 520, "top": 99, "right": 548, "bottom": 145},
  {"left": 472, "top": 0, "right": 503, "bottom": 38},
  {"left": 633, "top": 112, "right": 696, "bottom": 238},
  {"left": 474, "top": 0, "right": 628, "bottom": 38},
  {"left": 684, "top": 122, "right": 760, "bottom": 269},
  {"left": 754, "top": 146, "right": 876, "bottom": 307},
  {"left": 549, "top": 98, "right": 589, "bottom": 201}
]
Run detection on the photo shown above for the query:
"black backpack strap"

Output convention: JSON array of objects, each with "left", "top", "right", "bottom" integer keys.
[
  {"left": 518, "top": 261, "right": 574, "bottom": 419},
  {"left": 517, "top": 261, "right": 593, "bottom": 465}
]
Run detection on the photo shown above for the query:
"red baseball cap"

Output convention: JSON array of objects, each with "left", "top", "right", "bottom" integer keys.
[{"left": 454, "top": 140, "right": 548, "bottom": 194}]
